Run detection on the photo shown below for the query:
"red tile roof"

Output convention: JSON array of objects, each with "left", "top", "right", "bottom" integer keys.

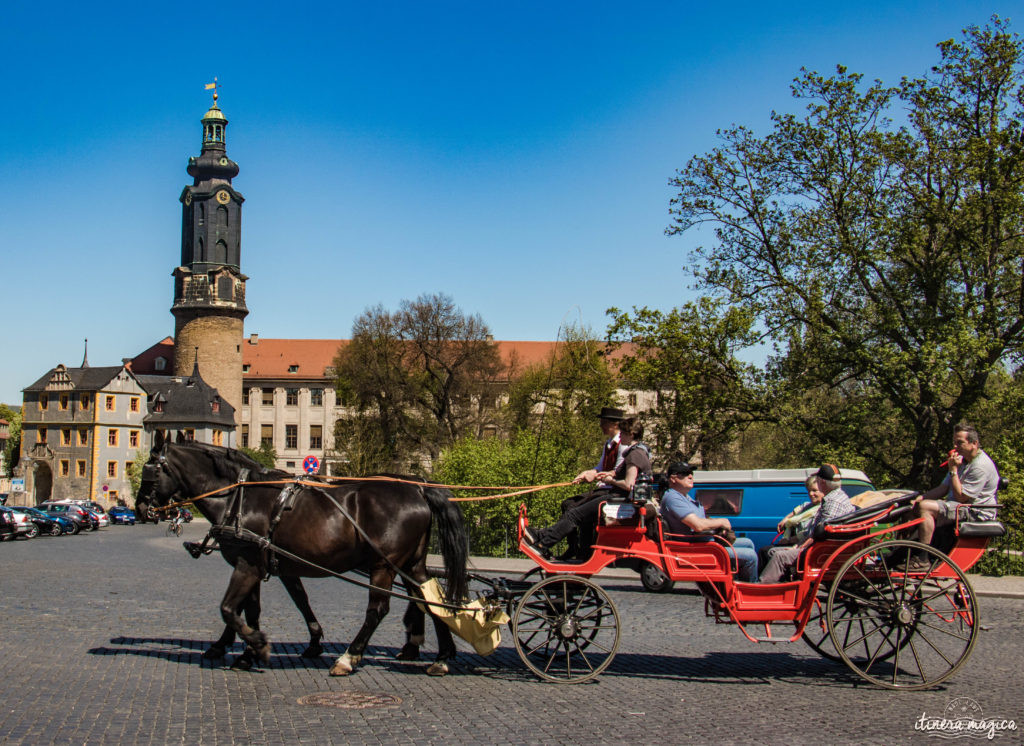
[{"left": 134, "top": 337, "right": 634, "bottom": 381}]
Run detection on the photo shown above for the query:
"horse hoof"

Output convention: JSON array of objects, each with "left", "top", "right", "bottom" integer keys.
[
  {"left": 203, "top": 646, "right": 227, "bottom": 660},
  {"left": 396, "top": 643, "right": 420, "bottom": 661},
  {"left": 426, "top": 662, "right": 449, "bottom": 677},
  {"left": 256, "top": 644, "right": 271, "bottom": 663},
  {"left": 301, "top": 643, "right": 324, "bottom": 659},
  {"left": 329, "top": 660, "right": 353, "bottom": 676},
  {"left": 231, "top": 655, "right": 253, "bottom": 671}
]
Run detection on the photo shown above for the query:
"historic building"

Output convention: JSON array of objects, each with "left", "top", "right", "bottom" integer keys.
[
  {"left": 171, "top": 91, "right": 248, "bottom": 421},
  {"left": 19, "top": 361, "right": 147, "bottom": 505}
]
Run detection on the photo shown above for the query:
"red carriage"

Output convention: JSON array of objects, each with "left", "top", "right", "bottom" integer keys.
[{"left": 493, "top": 489, "right": 1005, "bottom": 689}]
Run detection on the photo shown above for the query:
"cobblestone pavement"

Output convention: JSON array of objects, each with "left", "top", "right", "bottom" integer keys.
[{"left": 0, "top": 523, "right": 1021, "bottom": 745}]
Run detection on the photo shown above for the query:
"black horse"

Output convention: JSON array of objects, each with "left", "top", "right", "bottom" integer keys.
[{"left": 137, "top": 432, "right": 469, "bottom": 676}]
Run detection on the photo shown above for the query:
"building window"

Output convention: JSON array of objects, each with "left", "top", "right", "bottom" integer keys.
[
  {"left": 80, "top": 394, "right": 90, "bottom": 409},
  {"left": 62, "top": 429, "right": 72, "bottom": 446},
  {"left": 241, "top": 424, "right": 249, "bottom": 448},
  {"left": 286, "top": 461, "right": 296, "bottom": 468},
  {"left": 260, "top": 424, "right": 273, "bottom": 447},
  {"left": 286, "top": 388, "right": 298, "bottom": 406},
  {"left": 107, "top": 461, "right": 118, "bottom": 478},
  {"left": 125, "top": 461, "right": 133, "bottom": 477},
  {"left": 288, "top": 365, "right": 299, "bottom": 373},
  {"left": 262, "top": 388, "right": 274, "bottom": 406},
  {"left": 130, "top": 397, "right": 140, "bottom": 412},
  {"left": 154, "top": 356, "right": 167, "bottom": 371},
  {"left": 77, "top": 460, "right": 86, "bottom": 477},
  {"left": 60, "top": 460, "right": 70, "bottom": 477},
  {"left": 212, "top": 430, "right": 223, "bottom": 446},
  {"left": 78, "top": 429, "right": 88, "bottom": 445},
  {"left": 212, "top": 400, "right": 220, "bottom": 413},
  {"left": 285, "top": 424, "right": 297, "bottom": 449},
  {"left": 154, "top": 399, "right": 164, "bottom": 413},
  {"left": 108, "top": 490, "right": 119, "bottom": 503},
  {"left": 39, "top": 394, "right": 48, "bottom": 410},
  {"left": 242, "top": 364, "right": 251, "bottom": 373},
  {"left": 184, "top": 429, "right": 195, "bottom": 442},
  {"left": 105, "top": 395, "right": 115, "bottom": 411},
  {"left": 310, "top": 425, "right": 323, "bottom": 449},
  {"left": 38, "top": 428, "right": 47, "bottom": 444},
  {"left": 108, "top": 428, "right": 119, "bottom": 447},
  {"left": 129, "top": 430, "right": 140, "bottom": 448},
  {"left": 310, "top": 388, "right": 323, "bottom": 406},
  {"left": 60, "top": 394, "right": 69, "bottom": 410},
  {"left": 627, "top": 393, "right": 638, "bottom": 407}
]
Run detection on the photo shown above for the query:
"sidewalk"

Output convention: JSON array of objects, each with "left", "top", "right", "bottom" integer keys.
[{"left": 428, "top": 554, "right": 1024, "bottom": 599}]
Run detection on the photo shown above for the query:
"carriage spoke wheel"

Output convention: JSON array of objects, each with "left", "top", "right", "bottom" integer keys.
[
  {"left": 512, "top": 575, "right": 620, "bottom": 684},
  {"left": 827, "top": 540, "right": 978, "bottom": 690}
]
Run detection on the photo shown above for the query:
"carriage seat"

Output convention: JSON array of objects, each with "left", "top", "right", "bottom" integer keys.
[{"left": 957, "top": 521, "right": 1006, "bottom": 538}]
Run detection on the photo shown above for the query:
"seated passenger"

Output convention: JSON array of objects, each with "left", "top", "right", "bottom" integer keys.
[
  {"left": 911, "top": 423, "right": 999, "bottom": 566},
  {"left": 658, "top": 461, "right": 758, "bottom": 583},
  {"left": 759, "top": 474, "right": 822, "bottom": 568},
  {"left": 523, "top": 417, "right": 651, "bottom": 558},
  {"left": 759, "top": 464, "right": 854, "bottom": 583}
]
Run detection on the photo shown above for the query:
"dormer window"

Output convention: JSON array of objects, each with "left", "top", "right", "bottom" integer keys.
[
  {"left": 242, "top": 364, "right": 251, "bottom": 373},
  {"left": 212, "top": 400, "right": 220, "bottom": 413},
  {"left": 155, "top": 356, "right": 167, "bottom": 371},
  {"left": 288, "top": 364, "right": 299, "bottom": 373}
]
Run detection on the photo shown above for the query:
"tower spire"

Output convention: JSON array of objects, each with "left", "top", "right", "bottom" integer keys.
[{"left": 81, "top": 338, "right": 89, "bottom": 368}]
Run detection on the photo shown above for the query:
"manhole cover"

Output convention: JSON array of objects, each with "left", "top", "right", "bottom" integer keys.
[{"left": 297, "top": 691, "right": 402, "bottom": 709}]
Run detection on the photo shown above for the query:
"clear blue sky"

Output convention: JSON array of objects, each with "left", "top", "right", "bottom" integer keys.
[{"left": 0, "top": 1, "right": 1008, "bottom": 404}]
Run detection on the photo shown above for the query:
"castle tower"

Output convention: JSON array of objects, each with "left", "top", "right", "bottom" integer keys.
[{"left": 171, "top": 89, "right": 247, "bottom": 422}]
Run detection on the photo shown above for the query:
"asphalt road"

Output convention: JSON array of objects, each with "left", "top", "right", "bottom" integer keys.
[{"left": 0, "top": 523, "right": 1021, "bottom": 745}]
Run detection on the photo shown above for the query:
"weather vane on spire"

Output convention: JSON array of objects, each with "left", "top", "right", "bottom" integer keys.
[{"left": 204, "top": 77, "right": 221, "bottom": 103}]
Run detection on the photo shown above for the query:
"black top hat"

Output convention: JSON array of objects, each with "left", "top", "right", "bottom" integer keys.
[{"left": 597, "top": 406, "right": 625, "bottom": 421}]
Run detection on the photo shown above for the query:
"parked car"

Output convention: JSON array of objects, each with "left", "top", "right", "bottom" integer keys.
[
  {"left": 108, "top": 506, "right": 137, "bottom": 525},
  {"left": 0, "top": 507, "right": 18, "bottom": 540},
  {"left": 82, "top": 507, "right": 109, "bottom": 528},
  {"left": 0, "top": 507, "right": 35, "bottom": 539},
  {"left": 9, "top": 507, "right": 64, "bottom": 537},
  {"left": 38, "top": 502, "right": 99, "bottom": 531}
]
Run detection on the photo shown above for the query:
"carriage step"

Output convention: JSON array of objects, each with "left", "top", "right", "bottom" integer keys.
[{"left": 750, "top": 636, "right": 787, "bottom": 643}]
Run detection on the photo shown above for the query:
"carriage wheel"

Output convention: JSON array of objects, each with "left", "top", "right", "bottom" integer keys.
[
  {"left": 826, "top": 540, "right": 978, "bottom": 690},
  {"left": 512, "top": 575, "right": 620, "bottom": 684}
]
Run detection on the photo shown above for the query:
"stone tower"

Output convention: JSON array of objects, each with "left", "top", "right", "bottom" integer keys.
[{"left": 171, "top": 91, "right": 247, "bottom": 422}]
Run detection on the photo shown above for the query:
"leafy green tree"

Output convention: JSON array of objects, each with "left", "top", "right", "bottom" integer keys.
[
  {"left": 240, "top": 441, "right": 278, "bottom": 470},
  {"left": 606, "top": 298, "right": 765, "bottom": 468},
  {"left": 334, "top": 293, "right": 502, "bottom": 472},
  {"left": 434, "top": 431, "right": 588, "bottom": 556},
  {"left": 0, "top": 403, "right": 21, "bottom": 477},
  {"left": 667, "top": 19, "right": 1024, "bottom": 488},
  {"left": 128, "top": 449, "right": 149, "bottom": 501},
  {"left": 503, "top": 324, "right": 618, "bottom": 480}
]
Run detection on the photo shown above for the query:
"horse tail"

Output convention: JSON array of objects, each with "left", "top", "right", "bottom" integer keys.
[{"left": 422, "top": 486, "right": 469, "bottom": 602}]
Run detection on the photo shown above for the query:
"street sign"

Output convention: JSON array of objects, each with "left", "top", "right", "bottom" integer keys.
[
  {"left": 303, "top": 455, "right": 320, "bottom": 474},
  {"left": 11, "top": 478, "right": 24, "bottom": 492},
  {"left": 102, "top": 484, "right": 109, "bottom": 492}
]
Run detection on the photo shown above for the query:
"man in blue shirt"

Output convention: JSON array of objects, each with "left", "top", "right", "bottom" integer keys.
[{"left": 659, "top": 462, "right": 758, "bottom": 583}]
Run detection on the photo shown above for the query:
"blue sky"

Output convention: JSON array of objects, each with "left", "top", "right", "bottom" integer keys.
[{"left": 0, "top": 2, "right": 1009, "bottom": 404}]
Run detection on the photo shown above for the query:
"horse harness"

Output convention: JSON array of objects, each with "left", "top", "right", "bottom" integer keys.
[{"left": 183, "top": 467, "right": 428, "bottom": 593}]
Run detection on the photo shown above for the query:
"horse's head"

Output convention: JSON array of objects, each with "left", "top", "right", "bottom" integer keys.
[{"left": 136, "top": 430, "right": 186, "bottom": 520}]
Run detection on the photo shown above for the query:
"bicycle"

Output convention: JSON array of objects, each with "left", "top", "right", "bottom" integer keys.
[{"left": 166, "top": 513, "right": 186, "bottom": 537}]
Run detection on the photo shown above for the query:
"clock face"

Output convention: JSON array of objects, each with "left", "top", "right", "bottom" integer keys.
[
  {"left": 216, "top": 190, "right": 231, "bottom": 205},
  {"left": 219, "top": 157, "right": 229, "bottom": 166},
  {"left": 184, "top": 192, "right": 193, "bottom": 205}
]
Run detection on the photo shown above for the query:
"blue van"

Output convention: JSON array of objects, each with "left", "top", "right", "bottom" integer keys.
[{"left": 691, "top": 467, "right": 876, "bottom": 553}]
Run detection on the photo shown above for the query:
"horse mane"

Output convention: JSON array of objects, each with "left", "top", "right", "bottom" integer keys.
[{"left": 176, "top": 442, "right": 289, "bottom": 482}]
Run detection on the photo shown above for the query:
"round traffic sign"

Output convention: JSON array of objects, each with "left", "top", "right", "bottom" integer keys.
[{"left": 303, "top": 455, "right": 320, "bottom": 474}]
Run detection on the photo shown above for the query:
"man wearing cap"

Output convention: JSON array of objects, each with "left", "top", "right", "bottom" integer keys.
[
  {"left": 659, "top": 462, "right": 759, "bottom": 583},
  {"left": 759, "top": 464, "right": 854, "bottom": 583}
]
